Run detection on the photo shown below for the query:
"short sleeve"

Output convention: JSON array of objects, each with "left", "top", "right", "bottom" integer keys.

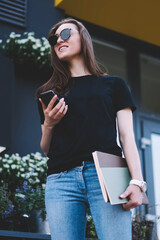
[
  {"left": 37, "top": 99, "right": 45, "bottom": 124},
  {"left": 114, "top": 77, "right": 136, "bottom": 113}
]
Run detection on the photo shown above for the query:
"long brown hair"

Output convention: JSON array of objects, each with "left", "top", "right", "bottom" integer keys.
[{"left": 36, "top": 18, "right": 105, "bottom": 97}]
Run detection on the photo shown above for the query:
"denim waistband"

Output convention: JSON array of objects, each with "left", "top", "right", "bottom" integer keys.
[{"left": 74, "top": 160, "right": 95, "bottom": 170}]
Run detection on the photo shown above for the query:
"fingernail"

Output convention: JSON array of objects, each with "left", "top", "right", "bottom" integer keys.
[
  {"left": 120, "top": 194, "right": 124, "bottom": 198},
  {"left": 60, "top": 98, "right": 64, "bottom": 102}
]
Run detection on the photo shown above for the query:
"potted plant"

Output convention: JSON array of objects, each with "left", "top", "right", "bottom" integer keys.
[
  {"left": 85, "top": 213, "right": 156, "bottom": 240},
  {"left": 0, "top": 152, "right": 48, "bottom": 231},
  {"left": 132, "top": 214, "right": 157, "bottom": 240},
  {"left": 0, "top": 32, "right": 52, "bottom": 79},
  {"left": 0, "top": 183, "right": 14, "bottom": 230}
]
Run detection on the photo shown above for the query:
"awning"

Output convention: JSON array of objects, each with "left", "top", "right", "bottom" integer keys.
[{"left": 54, "top": 0, "right": 160, "bottom": 47}]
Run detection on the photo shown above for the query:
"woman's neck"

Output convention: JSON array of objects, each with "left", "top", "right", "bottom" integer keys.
[{"left": 69, "top": 56, "right": 91, "bottom": 77}]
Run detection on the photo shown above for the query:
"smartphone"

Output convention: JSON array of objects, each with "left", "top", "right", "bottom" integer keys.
[{"left": 39, "top": 90, "right": 59, "bottom": 107}]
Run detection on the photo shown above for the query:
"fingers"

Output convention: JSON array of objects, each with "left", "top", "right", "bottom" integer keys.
[
  {"left": 48, "top": 98, "right": 68, "bottom": 120},
  {"left": 122, "top": 198, "right": 142, "bottom": 211},
  {"left": 122, "top": 201, "right": 138, "bottom": 211},
  {"left": 121, "top": 185, "right": 143, "bottom": 211},
  {"left": 39, "top": 98, "right": 46, "bottom": 111},
  {"left": 47, "top": 94, "right": 58, "bottom": 110},
  {"left": 54, "top": 102, "right": 68, "bottom": 119},
  {"left": 120, "top": 188, "right": 131, "bottom": 199}
]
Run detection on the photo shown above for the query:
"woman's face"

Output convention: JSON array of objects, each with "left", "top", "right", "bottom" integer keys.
[{"left": 54, "top": 23, "right": 82, "bottom": 62}]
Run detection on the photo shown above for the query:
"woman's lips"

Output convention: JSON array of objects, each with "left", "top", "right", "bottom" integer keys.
[{"left": 59, "top": 45, "right": 68, "bottom": 51}]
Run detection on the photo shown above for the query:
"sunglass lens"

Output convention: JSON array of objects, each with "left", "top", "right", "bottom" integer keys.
[
  {"left": 61, "top": 28, "right": 71, "bottom": 40},
  {"left": 48, "top": 35, "right": 58, "bottom": 46},
  {"left": 48, "top": 28, "right": 71, "bottom": 46}
]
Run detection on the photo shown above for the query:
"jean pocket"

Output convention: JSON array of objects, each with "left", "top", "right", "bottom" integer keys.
[{"left": 47, "top": 172, "right": 62, "bottom": 181}]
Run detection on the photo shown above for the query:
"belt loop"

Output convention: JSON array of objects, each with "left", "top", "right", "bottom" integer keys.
[{"left": 82, "top": 161, "right": 85, "bottom": 169}]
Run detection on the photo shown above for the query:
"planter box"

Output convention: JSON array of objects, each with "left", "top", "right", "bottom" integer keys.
[
  {"left": 0, "top": 230, "right": 51, "bottom": 240},
  {"left": 0, "top": 230, "right": 97, "bottom": 240}
]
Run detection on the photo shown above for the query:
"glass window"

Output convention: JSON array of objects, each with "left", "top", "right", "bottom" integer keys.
[
  {"left": 92, "top": 39, "right": 127, "bottom": 82},
  {"left": 140, "top": 54, "right": 160, "bottom": 114}
]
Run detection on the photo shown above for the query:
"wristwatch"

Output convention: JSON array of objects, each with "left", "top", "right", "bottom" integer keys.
[{"left": 129, "top": 179, "right": 147, "bottom": 192}]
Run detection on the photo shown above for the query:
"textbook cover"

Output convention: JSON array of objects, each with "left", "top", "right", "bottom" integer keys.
[{"left": 92, "top": 151, "right": 149, "bottom": 205}]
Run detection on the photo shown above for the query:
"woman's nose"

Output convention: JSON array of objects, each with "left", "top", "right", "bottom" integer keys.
[{"left": 57, "top": 36, "right": 64, "bottom": 44}]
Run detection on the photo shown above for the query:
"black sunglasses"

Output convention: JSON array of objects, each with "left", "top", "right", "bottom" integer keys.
[{"left": 48, "top": 28, "right": 72, "bottom": 46}]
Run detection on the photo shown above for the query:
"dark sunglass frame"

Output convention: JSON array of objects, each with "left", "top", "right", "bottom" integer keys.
[{"left": 48, "top": 28, "right": 72, "bottom": 46}]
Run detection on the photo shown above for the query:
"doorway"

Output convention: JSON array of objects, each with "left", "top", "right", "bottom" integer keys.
[{"left": 140, "top": 116, "right": 160, "bottom": 238}]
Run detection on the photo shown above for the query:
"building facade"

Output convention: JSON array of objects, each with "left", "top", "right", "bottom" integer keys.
[{"left": 0, "top": 0, "right": 160, "bottom": 237}]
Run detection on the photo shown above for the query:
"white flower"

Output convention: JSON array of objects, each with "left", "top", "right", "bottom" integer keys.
[
  {"left": 9, "top": 32, "right": 16, "bottom": 38},
  {"left": 11, "top": 164, "right": 17, "bottom": 169},
  {"left": 3, "top": 164, "right": 10, "bottom": 168},
  {"left": 23, "top": 214, "right": 29, "bottom": 218},
  {"left": 32, "top": 44, "right": 38, "bottom": 49},
  {"left": 28, "top": 32, "right": 35, "bottom": 36},
  {"left": 15, "top": 34, "right": 21, "bottom": 38},
  {"left": 35, "top": 155, "right": 43, "bottom": 160},
  {"left": 40, "top": 47, "right": 45, "bottom": 51},
  {"left": 21, "top": 174, "right": 26, "bottom": 178},
  {"left": 15, "top": 193, "right": 25, "bottom": 199},
  {"left": 25, "top": 173, "right": 31, "bottom": 179},
  {"left": 2, "top": 159, "right": 7, "bottom": 163},
  {"left": 35, "top": 179, "right": 40, "bottom": 183},
  {"left": 16, "top": 172, "right": 20, "bottom": 177},
  {"left": 17, "top": 39, "right": 28, "bottom": 44},
  {"left": 28, "top": 36, "right": 36, "bottom": 42},
  {"left": 8, "top": 160, "right": 13, "bottom": 164},
  {"left": 22, "top": 156, "right": 29, "bottom": 161},
  {"left": 42, "top": 37, "right": 47, "bottom": 41},
  {"left": 28, "top": 178, "right": 33, "bottom": 183},
  {"left": 32, "top": 172, "right": 38, "bottom": 176},
  {"left": 20, "top": 168, "right": 25, "bottom": 172},
  {"left": 30, "top": 159, "right": 35, "bottom": 162},
  {"left": 29, "top": 167, "right": 34, "bottom": 171},
  {"left": 35, "top": 152, "right": 42, "bottom": 155},
  {"left": 33, "top": 42, "right": 41, "bottom": 48}
]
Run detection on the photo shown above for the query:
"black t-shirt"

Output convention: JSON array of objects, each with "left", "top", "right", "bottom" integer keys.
[{"left": 38, "top": 75, "right": 136, "bottom": 175}]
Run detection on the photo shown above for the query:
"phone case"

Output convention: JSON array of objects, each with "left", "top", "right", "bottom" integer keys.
[{"left": 39, "top": 90, "right": 59, "bottom": 107}]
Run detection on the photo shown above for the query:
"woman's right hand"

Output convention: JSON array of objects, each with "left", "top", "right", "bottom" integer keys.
[{"left": 39, "top": 95, "right": 68, "bottom": 129}]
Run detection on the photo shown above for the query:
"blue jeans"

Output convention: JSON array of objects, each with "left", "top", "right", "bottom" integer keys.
[{"left": 45, "top": 161, "right": 132, "bottom": 240}]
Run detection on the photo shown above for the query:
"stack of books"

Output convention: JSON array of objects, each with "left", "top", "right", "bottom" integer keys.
[{"left": 92, "top": 151, "right": 149, "bottom": 205}]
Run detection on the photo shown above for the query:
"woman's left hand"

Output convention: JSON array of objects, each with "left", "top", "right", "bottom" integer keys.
[{"left": 120, "top": 184, "right": 143, "bottom": 211}]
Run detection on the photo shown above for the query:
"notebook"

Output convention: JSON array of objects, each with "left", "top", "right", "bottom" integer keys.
[{"left": 92, "top": 151, "right": 149, "bottom": 205}]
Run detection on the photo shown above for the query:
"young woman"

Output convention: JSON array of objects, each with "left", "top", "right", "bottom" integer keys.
[{"left": 36, "top": 18, "right": 146, "bottom": 240}]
